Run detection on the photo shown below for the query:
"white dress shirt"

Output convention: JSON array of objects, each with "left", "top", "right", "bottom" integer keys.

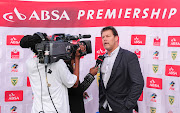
[{"left": 101, "top": 46, "right": 120, "bottom": 111}]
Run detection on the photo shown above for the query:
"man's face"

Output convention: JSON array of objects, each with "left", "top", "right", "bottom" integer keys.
[{"left": 101, "top": 30, "right": 118, "bottom": 52}]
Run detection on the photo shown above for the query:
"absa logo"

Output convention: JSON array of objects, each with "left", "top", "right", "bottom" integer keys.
[{"left": 3, "top": 8, "right": 26, "bottom": 22}]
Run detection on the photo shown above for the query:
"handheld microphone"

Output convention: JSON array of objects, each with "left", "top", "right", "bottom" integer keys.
[{"left": 95, "top": 55, "right": 105, "bottom": 68}]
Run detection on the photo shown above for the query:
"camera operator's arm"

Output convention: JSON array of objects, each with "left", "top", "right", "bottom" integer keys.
[
  {"left": 80, "top": 67, "right": 98, "bottom": 92},
  {"left": 72, "top": 48, "right": 81, "bottom": 88}
]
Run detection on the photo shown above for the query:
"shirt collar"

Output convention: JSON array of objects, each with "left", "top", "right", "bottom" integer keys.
[{"left": 104, "top": 46, "right": 120, "bottom": 57}]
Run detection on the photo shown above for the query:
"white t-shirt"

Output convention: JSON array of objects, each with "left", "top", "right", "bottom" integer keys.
[{"left": 26, "top": 58, "right": 77, "bottom": 113}]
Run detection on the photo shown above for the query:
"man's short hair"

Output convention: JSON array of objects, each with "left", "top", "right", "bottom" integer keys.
[{"left": 101, "top": 26, "right": 118, "bottom": 37}]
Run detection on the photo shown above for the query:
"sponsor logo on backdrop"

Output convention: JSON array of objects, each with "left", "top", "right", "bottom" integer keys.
[
  {"left": 169, "top": 95, "right": 174, "bottom": 105},
  {"left": 11, "top": 49, "right": 20, "bottom": 59},
  {"left": 27, "top": 76, "right": 31, "bottom": 87},
  {"left": 134, "top": 49, "right": 141, "bottom": 58},
  {"left": 168, "top": 67, "right": 177, "bottom": 75},
  {"left": 96, "top": 68, "right": 100, "bottom": 86},
  {"left": 3, "top": 7, "right": 70, "bottom": 22},
  {"left": 131, "top": 35, "right": 146, "bottom": 45},
  {"left": 3, "top": 8, "right": 26, "bottom": 22},
  {"left": 11, "top": 64, "right": 18, "bottom": 72},
  {"left": 11, "top": 77, "right": 18, "bottom": 86},
  {"left": 153, "top": 36, "right": 161, "bottom": 46},
  {"left": 138, "top": 91, "right": 143, "bottom": 101},
  {"left": 150, "top": 93, "right": 157, "bottom": 102},
  {"left": 95, "top": 37, "right": 106, "bottom": 59},
  {"left": 153, "top": 51, "right": 159, "bottom": 59},
  {"left": 10, "top": 106, "right": 17, "bottom": 113},
  {"left": 150, "top": 107, "right": 156, "bottom": 113},
  {"left": 6, "top": 35, "right": 23, "bottom": 45},
  {"left": 133, "top": 110, "right": 138, "bottom": 113},
  {"left": 152, "top": 64, "right": 159, "bottom": 73},
  {"left": 20, "top": 0, "right": 102, "bottom": 1},
  {"left": 5, "top": 90, "right": 23, "bottom": 102},
  {"left": 168, "top": 36, "right": 180, "bottom": 47},
  {"left": 146, "top": 77, "right": 162, "bottom": 89},
  {"left": 171, "top": 51, "right": 177, "bottom": 60},
  {"left": 165, "top": 65, "right": 180, "bottom": 77},
  {"left": 2, "top": 7, "right": 177, "bottom": 26},
  {"left": 169, "top": 81, "right": 175, "bottom": 90},
  {"left": 96, "top": 49, "right": 106, "bottom": 55}
]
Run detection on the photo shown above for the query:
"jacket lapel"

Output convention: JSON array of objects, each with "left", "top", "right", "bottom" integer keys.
[
  {"left": 100, "top": 63, "right": 106, "bottom": 92},
  {"left": 106, "top": 48, "right": 124, "bottom": 89}
]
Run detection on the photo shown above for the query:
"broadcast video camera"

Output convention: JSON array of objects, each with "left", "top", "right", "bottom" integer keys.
[{"left": 20, "top": 32, "right": 92, "bottom": 64}]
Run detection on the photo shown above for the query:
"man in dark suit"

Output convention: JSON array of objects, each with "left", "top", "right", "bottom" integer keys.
[{"left": 99, "top": 26, "right": 144, "bottom": 113}]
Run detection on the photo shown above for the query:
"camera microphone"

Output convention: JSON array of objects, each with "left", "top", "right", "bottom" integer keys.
[
  {"left": 82, "top": 35, "right": 91, "bottom": 38},
  {"left": 66, "top": 34, "right": 91, "bottom": 40},
  {"left": 95, "top": 55, "right": 105, "bottom": 68},
  {"left": 65, "top": 34, "right": 79, "bottom": 40}
]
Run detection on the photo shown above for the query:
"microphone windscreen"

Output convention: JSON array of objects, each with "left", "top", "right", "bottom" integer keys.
[
  {"left": 20, "top": 35, "right": 33, "bottom": 48},
  {"left": 20, "top": 34, "right": 42, "bottom": 48}
]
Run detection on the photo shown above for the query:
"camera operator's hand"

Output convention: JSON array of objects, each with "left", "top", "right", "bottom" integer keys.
[
  {"left": 75, "top": 48, "right": 81, "bottom": 59},
  {"left": 89, "top": 67, "right": 98, "bottom": 76},
  {"left": 78, "top": 42, "right": 86, "bottom": 53},
  {"left": 73, "top": 47, "right": 81, "bottom": 88}
]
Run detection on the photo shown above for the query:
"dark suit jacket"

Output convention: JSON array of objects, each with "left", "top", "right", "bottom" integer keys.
[{"left": 99, "top": 48, "right": 144, "bottom": 113}]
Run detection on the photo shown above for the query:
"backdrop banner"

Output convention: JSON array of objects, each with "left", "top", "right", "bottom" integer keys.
[{"left": 0, "top": 0, "right": 180, "bottom": 113}]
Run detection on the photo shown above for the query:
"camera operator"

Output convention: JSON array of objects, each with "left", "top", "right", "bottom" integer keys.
[
  {"left": 64, "top": 41, "right": 98, "bottom": 113},
  {"left": 20, "top": 33, "right": 82, "bottom": 113}
]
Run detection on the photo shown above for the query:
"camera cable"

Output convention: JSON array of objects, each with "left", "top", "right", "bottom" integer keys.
[
  {"left": 36, "top": 62, "right": 45, "bottom": 113},
  {"left": 45, "top": 65, "right": 59, "bottom": 113}
]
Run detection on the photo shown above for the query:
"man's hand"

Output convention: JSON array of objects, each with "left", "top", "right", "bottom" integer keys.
[{"left": 89, "top": 67, "right": 98, "bottom": 76}]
